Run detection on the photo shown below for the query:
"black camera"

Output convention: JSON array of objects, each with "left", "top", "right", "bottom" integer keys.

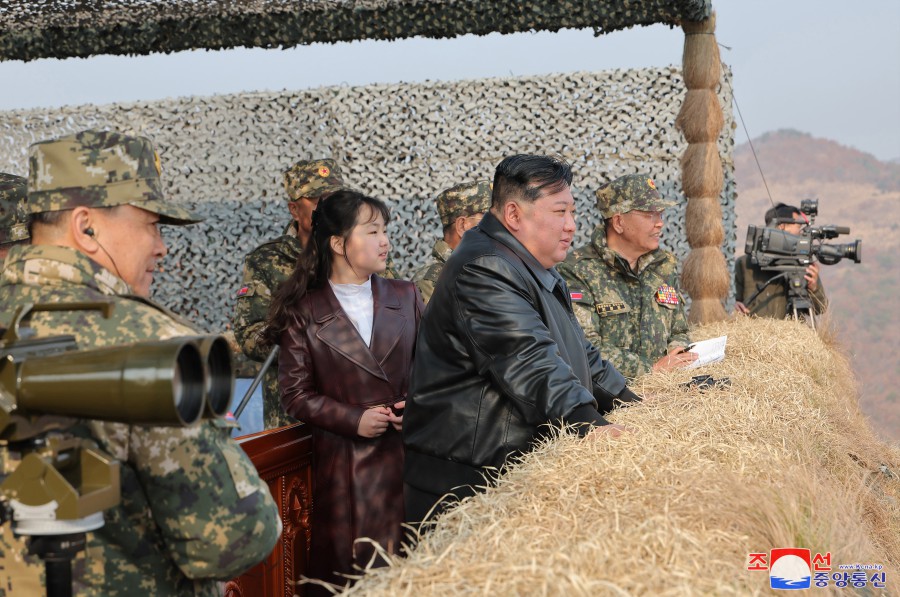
[
  {"left": 744, "top": 198, "right": 861, "bottom": 316},
  {"left": 746, "top": 199, "right": 861, "bottom": 268}
]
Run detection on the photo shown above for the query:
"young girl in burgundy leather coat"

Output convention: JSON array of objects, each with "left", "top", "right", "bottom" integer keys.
[{"left": 265, "top": 190, "right": 423, "bottom": 592}]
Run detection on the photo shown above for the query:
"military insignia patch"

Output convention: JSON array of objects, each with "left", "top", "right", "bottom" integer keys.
[
  {"left": 656, "top": 284, "right": 679, "bottom": 305},
  {"left": 318, "top": 166, "right": 330, "bottom": 178},
  {"left": 570, "top": 291, "right": 583, "bottom": 301},
  {"left": 647, "top": 178, "right": 656, "bottom": 190},
  {"left": 236, "top": 286, "right": 250, "bottom": 297},
  {"left": 596, "top": 302, "right": 628, "bottom": 316}
]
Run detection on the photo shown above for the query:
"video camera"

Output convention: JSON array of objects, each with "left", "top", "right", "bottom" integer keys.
[
  {"left": 744, "top": 199, "right": 861, "bottom": 318},
  {"left": 0, "top": 302, "right": 234, "bottom": 596}
]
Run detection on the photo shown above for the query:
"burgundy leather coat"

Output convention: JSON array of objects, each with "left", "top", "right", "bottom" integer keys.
[{"left": 278, "top": 276, "right": 422, "bottom": 589}]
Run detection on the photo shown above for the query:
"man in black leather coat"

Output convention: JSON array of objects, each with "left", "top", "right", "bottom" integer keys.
[{"left": 403, "top": 155, "right": 640, "bottom": 524}]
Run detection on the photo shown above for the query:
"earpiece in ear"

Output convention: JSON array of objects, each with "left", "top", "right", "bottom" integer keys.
[{"left": 84, "top": 227, "right": 95, "bottom": 237}]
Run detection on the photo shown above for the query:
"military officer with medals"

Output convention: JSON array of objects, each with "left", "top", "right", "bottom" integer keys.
[{"left": 559, "top": 174, "right": 696, "bottom": 379}]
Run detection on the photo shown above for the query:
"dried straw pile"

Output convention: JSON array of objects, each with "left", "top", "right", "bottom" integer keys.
[{"left": 344, "top": 316, "right": 899, "bottom": 596}]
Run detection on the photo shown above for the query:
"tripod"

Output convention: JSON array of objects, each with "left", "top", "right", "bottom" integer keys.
[{"left": 745, "top": 269, "right": 817, "bottom": 330}]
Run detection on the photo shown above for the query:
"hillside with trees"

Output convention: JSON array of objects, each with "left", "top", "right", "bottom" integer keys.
[{"left": 733, "top": 129, "right": 900, "bottom": 442}]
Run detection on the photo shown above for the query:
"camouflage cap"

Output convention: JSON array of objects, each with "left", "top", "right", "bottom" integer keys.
[
  {"left": 0, "top": 173, "right": 30, "bottom": 245},
  {"left": 282, "top": 158, "right": 345, "bottom": 201},
  {"left": 436, "top": 180, "right": 493, "bottom": 228},
  {"left": 26, "top": 129, "right": 200, "bottom": 225},
  {"left": 595, "top": 174, "right": 676, "bottom": 219}
]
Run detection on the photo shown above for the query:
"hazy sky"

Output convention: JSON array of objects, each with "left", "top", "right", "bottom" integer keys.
[{"left": 1, "top": 0, "right": 898, "bottom": 161}]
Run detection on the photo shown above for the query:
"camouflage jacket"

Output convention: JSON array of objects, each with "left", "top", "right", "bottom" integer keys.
[
  {"left": 232, "top": 222, "right": 302, "bottom": 429},
  {"left": 734, "top": 254, "right": 827, "bottom": 319},
  {"left": 411, "top": 238, "right": 452, "bottom": 304},
  {"left": 0, "top": 245, "right": 280, "bottom": 597},
  {"left": 558, "top": 226, "right": 691, "bottom": 380}
]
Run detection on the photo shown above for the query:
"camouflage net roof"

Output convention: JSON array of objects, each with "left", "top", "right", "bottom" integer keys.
[{"left": 0, "top": 0, "right": 711, "bottom": 62}]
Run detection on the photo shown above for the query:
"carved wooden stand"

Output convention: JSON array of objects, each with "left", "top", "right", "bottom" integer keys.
[{"left": 225, "top": 424, "right": 314, "bottom": 597}]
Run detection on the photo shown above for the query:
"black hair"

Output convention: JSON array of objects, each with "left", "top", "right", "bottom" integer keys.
[
  {"left": 491, "top": 154, "right": 573, "bottom": 210},
  {"left": 764, "top": 202, "right": 801, "bottom": 226},
  {"left": 263, "top": 190, "right": 390, "bottom": 346},
  {"left": 28, "top": 210, "right": 66, "bottom": 233}
]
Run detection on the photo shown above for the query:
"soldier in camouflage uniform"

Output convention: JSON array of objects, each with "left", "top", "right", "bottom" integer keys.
[
  {"left": 0, "top": 129, "right": 280, "bottom": 596},
  {"left": 232, "top": 159, "right": 347, "bottom": 430},
  {"left": 558, "top": 174, "right": 695, "bottom": 380},
  {"left": 0, "top": 173, "right": 29, "bottom": 261},
  {"left": 412, "top": 180, "right": 491, "bottom": 303},
  {"left": 0, "top": 173, "right": 40, "bottom": 597}
]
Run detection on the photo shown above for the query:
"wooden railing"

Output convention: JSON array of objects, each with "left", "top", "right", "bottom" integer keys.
[{"left": 225, "top": 423, "right": 314, "bottom": 597}]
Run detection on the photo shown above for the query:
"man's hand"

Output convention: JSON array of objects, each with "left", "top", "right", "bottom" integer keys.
[
  {"left": 358, "top": 406, "right": 391, "bottom": 438},
  {"left": 805, "top": 262, "right": 820, "bottom": 293},
  {"left": 587, "top": 423, "right": 629, "bottom": 439},
  {"left": 734, "top": 301, "right": 750, "bottom": 315},
  {"left": 652, "top": 346, "right": 699, "bottom": 372}
]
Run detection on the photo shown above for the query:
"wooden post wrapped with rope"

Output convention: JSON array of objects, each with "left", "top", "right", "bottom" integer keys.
[{"left": 676, "top": 11, "right": 729, "bottom": 323}]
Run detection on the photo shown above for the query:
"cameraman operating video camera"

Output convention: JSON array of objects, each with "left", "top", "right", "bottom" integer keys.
[{"left": 734, "top": 202, "right": 827, "bottom": 318}]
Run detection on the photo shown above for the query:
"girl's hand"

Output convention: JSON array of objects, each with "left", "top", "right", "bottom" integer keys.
[
  {"left": 388, "top": 400, "right": 405, "bottom": 432},
  {"left": 358, "top": 406, "right": 391, "bottom": 438}
]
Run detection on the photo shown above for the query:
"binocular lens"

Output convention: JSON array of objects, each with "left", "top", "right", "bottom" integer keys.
[{"left": 198, "top": 336, "right": 234, "bottom": 418}]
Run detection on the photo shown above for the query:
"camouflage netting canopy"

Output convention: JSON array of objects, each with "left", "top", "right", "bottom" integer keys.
[{"left": 0, "top": 0, "right": 711, "bottom": 62}]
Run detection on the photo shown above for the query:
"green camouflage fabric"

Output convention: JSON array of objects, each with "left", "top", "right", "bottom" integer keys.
[
  {"left": 0, "top": 173, "right": 29, "bottom": 246},
  {"left": 282, "top": 158, "right": 345, "bottom": 202},
  {"left": 26, "top": 129, "right": 199, "bottom": 224},
  {"left": 436, "top": 180, "right": 492, "bottom": 228},
  {"left": 411, "top": 238, "right": 453, "bottom": 304},
  {"left": 595, "top": 173, "right": 676, "bottom": 219},
  {"left": 0, "top": 244, "right": 280, "bottom": 596},
  {"left": 0, "top": 1, "right": 712, "bottom": 62},
  {"left": 233, "top": 220, "right": 398, "bottom": 429},
  {"left": 558, "top": 225, "right": 691, "bottom": 380},
  {"left": 233, "top": 222, "right": 303, "bottom": 430},
  {"left": 734, "top": 254, "right": 828, "bottom": 319}
]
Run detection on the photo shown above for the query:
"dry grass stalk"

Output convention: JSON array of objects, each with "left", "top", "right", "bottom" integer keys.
[
  {"left": 675, "top": 89, "right": 724, "bottom": 143},
  {"left": 681, "top": 247, "right": 730, "bottom": 298},
  {"left": 684, "top": 195, "right": 725, "bottom": 247},
  {"left": 344, "top": 318, "right": 898, "bottom": 595},
  {"left": 680, "top": 142, "right": 724, "bottom": 198},
  {"left": 686, "top": 297, "right": 728, "bottom": 324}
]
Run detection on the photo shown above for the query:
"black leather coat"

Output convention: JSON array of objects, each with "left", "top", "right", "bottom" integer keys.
[{"left": 403, "top": 212, "right": 629, "bottom": 498}]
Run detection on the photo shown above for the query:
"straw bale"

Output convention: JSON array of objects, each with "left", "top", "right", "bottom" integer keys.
[
  {"left": 681, "top": 245, "right": 730, "bottom": 297},
  {"left": 684, "top": 196, "right": 724, "bottom": 247},
  {"left": 343, "top": 317, "right": 899, "bottom": 596},
  {"left": 681, "top": 13, "right": 720, "bottom": 90},
  {"left": 680, "top": 142, "right": 724, "bottom": 198},
  {"left": 675, "top": 89, "right": 724, "bottom": 144}
]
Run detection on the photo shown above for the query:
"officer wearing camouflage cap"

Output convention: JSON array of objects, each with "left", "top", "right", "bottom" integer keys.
[
  {"left": 412, "top": 180, "right": 492, "bottom": 303},
  {"left": 0, "top": 173, "right": 29, "bottom": 261},
  {"left": 233, "top": 158, "right": 348, "bottom": 429},
  {"left": 559, "top": 173, "right": 696, "bottom": 379},
  {"left": 0, "top": 129, "right": 280, "bottom": 595}
]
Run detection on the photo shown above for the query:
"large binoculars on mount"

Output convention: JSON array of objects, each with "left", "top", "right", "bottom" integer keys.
[{"left": 0, "top": 335, "right": 234, "bottom": 439}]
